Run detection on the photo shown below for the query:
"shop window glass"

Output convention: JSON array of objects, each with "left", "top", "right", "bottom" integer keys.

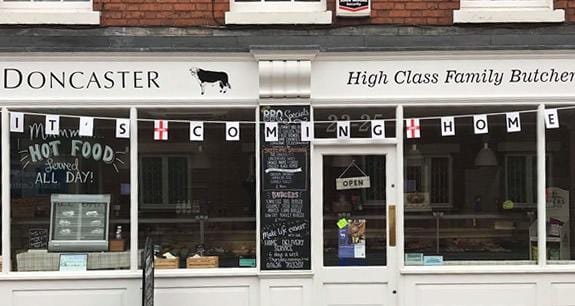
[
  {"left": 10, "top": 109, "right": 131, "bottom": 272},
  {"left": 314, "top": 108, "right": 396, "bottom": 139},
  {"left": 404, "top": 106, "right": 537, "bottom": 265},
  {"left": 138, "top": 108, "right": 256, "bottom": 269}
]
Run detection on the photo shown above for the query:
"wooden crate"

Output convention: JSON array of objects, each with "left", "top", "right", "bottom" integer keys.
[
  {"left": 154, "top": 258, "right": 179, "bottom": 269},
  {"left": 109, "top": 239, "right": 125, "bottom": 252},
  {"left": 186, "top": 256, "right": 219, "bottom": 269}
]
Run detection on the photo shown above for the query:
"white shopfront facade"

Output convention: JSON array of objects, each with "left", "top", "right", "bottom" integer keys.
[{"left": 1, "top": 51, "right": 575, "bottom": 306}]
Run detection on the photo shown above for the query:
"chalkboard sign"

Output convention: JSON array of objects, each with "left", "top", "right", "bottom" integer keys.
[
  {"left": 29, "top": 228, "right": 48, "bottom": 249},
  {"left": 142, "top": 237, "right": 154, "bottom": 306},
  {"left": 260, "top": 106, "right": 311, "bottom": 270}
]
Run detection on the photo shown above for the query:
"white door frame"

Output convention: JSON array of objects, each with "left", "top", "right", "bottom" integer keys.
[{"left": 311, "top": 142, "right": 399, "bottom": 306}]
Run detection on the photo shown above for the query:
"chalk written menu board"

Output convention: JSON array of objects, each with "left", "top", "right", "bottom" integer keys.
[{"left": 260, "top": 105, "right": 311, "bottom": 270}]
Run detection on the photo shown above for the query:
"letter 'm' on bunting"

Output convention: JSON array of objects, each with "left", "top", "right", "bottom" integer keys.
[
  {"left": 301, "top": 122, "right": 313, "bottom": 142},
  {"left": 506, "top": 112, "right": 521, "bottom": 133},
  {"left": 337, "top": 121, "right": 351, "bottom": 140},
  {"left": 265, "top": 122, "right": 278, "bottom": 142},
  {"left": 10, "top": 112, "right": 24, "bottom": 133},
  {"left": 371, "top": 120, "right": 385, "bottom": 139},
  {"left": 545, "top": 109, "right": 560, "bottom": 129},
  {"left": 190, "top": 121, "right": 204, "bottom": 141},
  {"left": 154, "top": 120, "right": 169, "bottom": 141},
  {"left": 79, "top": 117, "right": 94, "bottom": 137},
  {"left": 116, "top": 119, "right": 130, "bottom": 138},
  {"left": 441, "top": 117, "right": 455, "bottom": 136},
  {"left": 406, "top": 119, "right": 420, "bottom": 139},
  {"left": 45, "top": 115, "right": 60, "bottom": 136},
  {"left": 473, "top": 115, "right": 488, "bottom": 135},
  {"left": 226, "top": 122, "right": 240, "bottom": 141}
]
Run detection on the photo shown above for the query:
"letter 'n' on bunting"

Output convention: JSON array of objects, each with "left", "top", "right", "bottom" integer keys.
[
  {"left": 406, "top": 119, "right": 420, "bottom": 139},
  {"left": 337, "top": 121, "right": 351, "bottom": 140}
]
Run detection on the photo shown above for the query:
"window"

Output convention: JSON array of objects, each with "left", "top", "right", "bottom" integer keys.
[
  {"left": 140, "top": 156, "right": 190, "bottom": 206},
  {"left": 225, "top": 0, "right": 332, "bottom": 24},
  {"left": 405, "top": 153, "right": 453, "bottom": 210},
  {"left": 0, "top": 0, "right": 100, "bottom": 25},
  {"left": 454, "top": 0, "right": 564, "bottom": 23}
]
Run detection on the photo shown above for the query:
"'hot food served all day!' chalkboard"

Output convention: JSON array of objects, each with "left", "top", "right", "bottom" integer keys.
[{"left": 260, "top": 105, "right": 311, "bottom": 270}]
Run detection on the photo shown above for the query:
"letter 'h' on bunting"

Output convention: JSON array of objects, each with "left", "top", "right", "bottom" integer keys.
[
  {"left": 154, "top": 120, "right": 168, "bottom": 141},
  {"left": 406, "top": 119, "right": 420, "bottom": 139}
]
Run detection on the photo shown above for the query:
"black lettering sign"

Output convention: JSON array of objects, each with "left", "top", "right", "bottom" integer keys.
[{"left": 29, "top": 228, "right": 48, "bottom": 249}]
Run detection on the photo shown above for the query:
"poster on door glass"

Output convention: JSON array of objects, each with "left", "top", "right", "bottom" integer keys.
[{"left": 338, "top": 219, "right": 366, "bottom": 259}]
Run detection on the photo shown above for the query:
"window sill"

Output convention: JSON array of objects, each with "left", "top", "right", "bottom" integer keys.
[
  {"left": 453, "top": 8, "right": 565, "bottom": 23},
  {"left": 225, "top": 11, "right": 332, "bottom": 25},
  {"left": 0, "top": 10, "right": 100, "bottom": 25}
]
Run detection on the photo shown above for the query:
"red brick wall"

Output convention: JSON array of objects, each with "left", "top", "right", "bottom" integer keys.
[{"left": 94, "top": 0, "right": 571, "bottom": 27}]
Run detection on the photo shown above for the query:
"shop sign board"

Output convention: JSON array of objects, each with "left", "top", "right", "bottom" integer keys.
[
  {"left": 336, "top": 176, "right": 371, "bottom": 190},
  {"left": 337, "top": 0, "right": 370, "bottom": 17}
]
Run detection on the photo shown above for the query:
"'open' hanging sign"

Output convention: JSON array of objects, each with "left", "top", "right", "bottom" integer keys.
[{"left": 336, "top": 176, "right": 371, "bottom": 190}]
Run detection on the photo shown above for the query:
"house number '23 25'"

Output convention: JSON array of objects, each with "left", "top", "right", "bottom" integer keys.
[{"left": 326, "top": 114, "right": 386, "bottom": 133}]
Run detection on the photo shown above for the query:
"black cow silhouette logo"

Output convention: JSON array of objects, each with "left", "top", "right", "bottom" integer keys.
[{"left": 189, "top": 67, "right": 231, "bottom": 95}]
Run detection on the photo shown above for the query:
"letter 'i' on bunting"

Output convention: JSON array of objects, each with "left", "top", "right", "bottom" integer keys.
[
  {"left": 226, "top": 122, "right": 240, "bottom": 141},
  {"left": 545, "top": 109, "right": 560, "bottom": 129},
  {"left": 45, "top": 115, "right": 60, "bottom": 135},
  {"left": 405, "top": 119, "right": 420, "bottom": 139},
  {"left": 154, "top": 120, "right": 169, "bottom": 141},
  {"left": 371, "top": 120, "right": 385, "bottom": 139},
  {"left": 189, "top": 121, "right": 204, "bottom": 141},
  {"left": 337, "top": 121, "right": 351, "bottom": 140},
  {"left": 301, "top": 121, "right": 314, "bottom": 142},
  {"left": 10, "top": 112, "right": 24, "bottom": 133},
  {"left": 116, "top": 119, "right": 130, "bottom": 138},
  {"left": 506, "top": 112, "right": 521, "bottom": 133},
  {"left": 265, "top": 122, "right": 278, "bottom": 142},
  {"left": 473, "top": 115, "right": 488, "bottom": 134},
  {"left": 79, "top": 117, "right": 94, "bottom": 137},
  {"left": 441, "top": 117, "right": 455, "bottom": 136}
]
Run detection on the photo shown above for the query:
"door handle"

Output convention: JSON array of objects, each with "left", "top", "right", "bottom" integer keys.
[{"left": 389, "top": 205, "right": 396, "bottom": 247}]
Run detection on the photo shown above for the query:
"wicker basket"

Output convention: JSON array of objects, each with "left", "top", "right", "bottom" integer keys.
[
  {"left": 155, "top": 258, "right": 179, "bottom": 269},
  {"left": 186, "top": 256, "right": 218, "bottom": 268}
]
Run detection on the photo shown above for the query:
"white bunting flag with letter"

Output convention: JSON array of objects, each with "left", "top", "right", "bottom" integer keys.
[
  {"left": 506, "top": 112, "right": 521, "bottom": 133},
  {"left": 226, "top": 122, "right": 240, "bottom": 141},
  {"left": 301, "top": 121, "right": 314, "bottom": 142},
  {"left": 189, "top": 121, "right": 204, "bottom": 141},
  {"left": 154, "top": 120, "right": 168, "bottom": 141},
  {"left": 337, "top": 121, "right": 351, "bottom": 140},
  {"left": 45, "top": 115, "right": 60, "bottom": 136},
  {"left": 545, "top": 109, "right": 560, "bottom": 129},
  {"left": 264, "top": 122, "right": 278, "bottom": 142},
  {"left": 406, "top": 119, "right": 420, "bottom": 139},
  {"left": 10, "top": 112, "right": 24, "bottom": 133},
  {"left": 116, "top": 119, "right": 130, "bottom": 138},
  {"left": 371, "top": 120, "right": 385, "bottom": 139},
  {"left": 79, "top": 117, "right": 94, "bottom": 137},
  {"left": 473, "top": 115, "right": 488, "bottom": 135},
  {"left": 441, "top": 117, "right": 455, "bottom": 136}
]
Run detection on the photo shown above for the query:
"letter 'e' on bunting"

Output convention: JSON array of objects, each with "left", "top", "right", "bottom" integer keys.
[
  {"left": 10, "top": 112, "right": 24, "bottom": 133},
  {"left": 189, "top": 121, "right": 204, "bottom": 141},
  {"left": 116, "top": 119, "right": 130, "bottom": 139},
  {"left": 506, "top": 112, "right": 521, "bottom": 133},
  {"left": 264, "top": 122, "right": 278, "bottom": 142},
  {"left": 154, "top": 120, "right": 168, "bottom": 141},
  {"left": 473, "top": 115, "right": 488, "bottom": 135},
  {"left": 371, "top": 120, "right": 385, "bottom": 139},
  {"left": 441, "top": 117, "right": 455, "bottom": 136},
  {"left": 301, "top": 121, "right": 313, "bottom": 142},
  {"left": 79, "top": 117, "right": 94, "bottom": 137},
  {"left": 226, "top": 122, "right": 240, "bottom": 141},
  {"left": 406, "top": 119, "right": 420, "bottom": 139},
  {"left": 545, "top": 109, "right": 560, "bottom": 129},
  {"left": 45, "top": 115, "right": 60, "bottom": 136},
  {"left": 337, "top": 121, "right": 351, "bottom": 140}
]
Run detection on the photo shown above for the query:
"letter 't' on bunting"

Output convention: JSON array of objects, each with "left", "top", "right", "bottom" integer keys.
[
  {"left": 116, "top": 119, "right": 130, "bottom": 139},
  {"left": 506, "top": 112, "right": 521, "bottom": 133},
  {"left": 545, "top": 109, "right": 560, "bottom": 129},
  {"left": 473, "top": 115, "right": 488, "bottom": 135},
  {"left": 154, "top": 120, "right": 168, "bottom": 141},
  {"left": 10, "top": 112, "right": 24, "bottom": 133},
  {"left": 189, "top": 121, "right": 204, "bottom": 141},
  {"left": 337, "top": 121, "right": 351, "bottom": 140},
  {"left": 301, "top": 121, "right": 314, "bottom": 142},
  {"left": 226, "top": 122, "right": 240, "bottom": 141},
  {"left": 45, "top": 115, "right": 60, "bottom": 136},
  {"left": 405, "top": 119, "right": 420, "bottom": 139},
  {"left": 371, "top": 120, "right": 385, "bottom": 139},
  {"left": 79, "top": 117, "right": 94, "bottom": 137},
  {"left": 441, "top": 117, "right": 455, "bottom": 136},
  {"left": 264, "top": 122, "right": 278, "bottom": 142}
]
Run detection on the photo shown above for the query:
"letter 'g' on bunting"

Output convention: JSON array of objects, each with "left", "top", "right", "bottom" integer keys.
[
  {"left": 116, "top": 119, "right": 130, "bottom": 138},
  {"left": 10, "top": 112, "right": 24, "bottom": 133},
  {"left": 406, "top": 119, "right": 420, "bottom": 139},
  {"left": 441, "top": 117, "right": 455, "bottom": 136},
  {"left": 154, "top": 120, "right": 168, "bottom": 141},
  {"left": 473, "top": 115, "right": 488, "bottom": 135},
  {"left": 301, "top": 122, "right": 313, "bottom": 142},
  {"left": 506, "top": 112, "right": 521, "bottom": 133},
  {"left": 264, "top": 122, "right": 278, "bottom": 142},
  {"left": 545, "top": 109, "right": 560, "bottom": 129},
  {"left": 371, "top": 120, "right": 385, "bottom": 139}
]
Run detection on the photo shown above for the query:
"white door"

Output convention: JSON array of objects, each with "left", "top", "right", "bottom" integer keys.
[{"left": 312, "top": 144, "right": 398, "bottom": 306}]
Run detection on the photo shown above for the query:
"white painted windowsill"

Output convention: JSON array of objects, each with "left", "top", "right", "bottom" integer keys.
[
  {"left": 225, "top": 11, "right": 332, "bottom": 25},
  {"left": 454, "top": 8, "right": 565, "bottom": 23},
  {"left": 0, "top": 10, "right": 100, "bottom": 24}
]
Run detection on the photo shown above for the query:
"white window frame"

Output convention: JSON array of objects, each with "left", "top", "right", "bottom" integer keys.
[
  {"left": 0, "top": 0, "right": 100, "bottom": 25},
  {"left": 454, "top": 0, "right": 564, "bottom": 23},
  {"left": 225, "top": 0, "right": 332, "bottom": 25}
]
